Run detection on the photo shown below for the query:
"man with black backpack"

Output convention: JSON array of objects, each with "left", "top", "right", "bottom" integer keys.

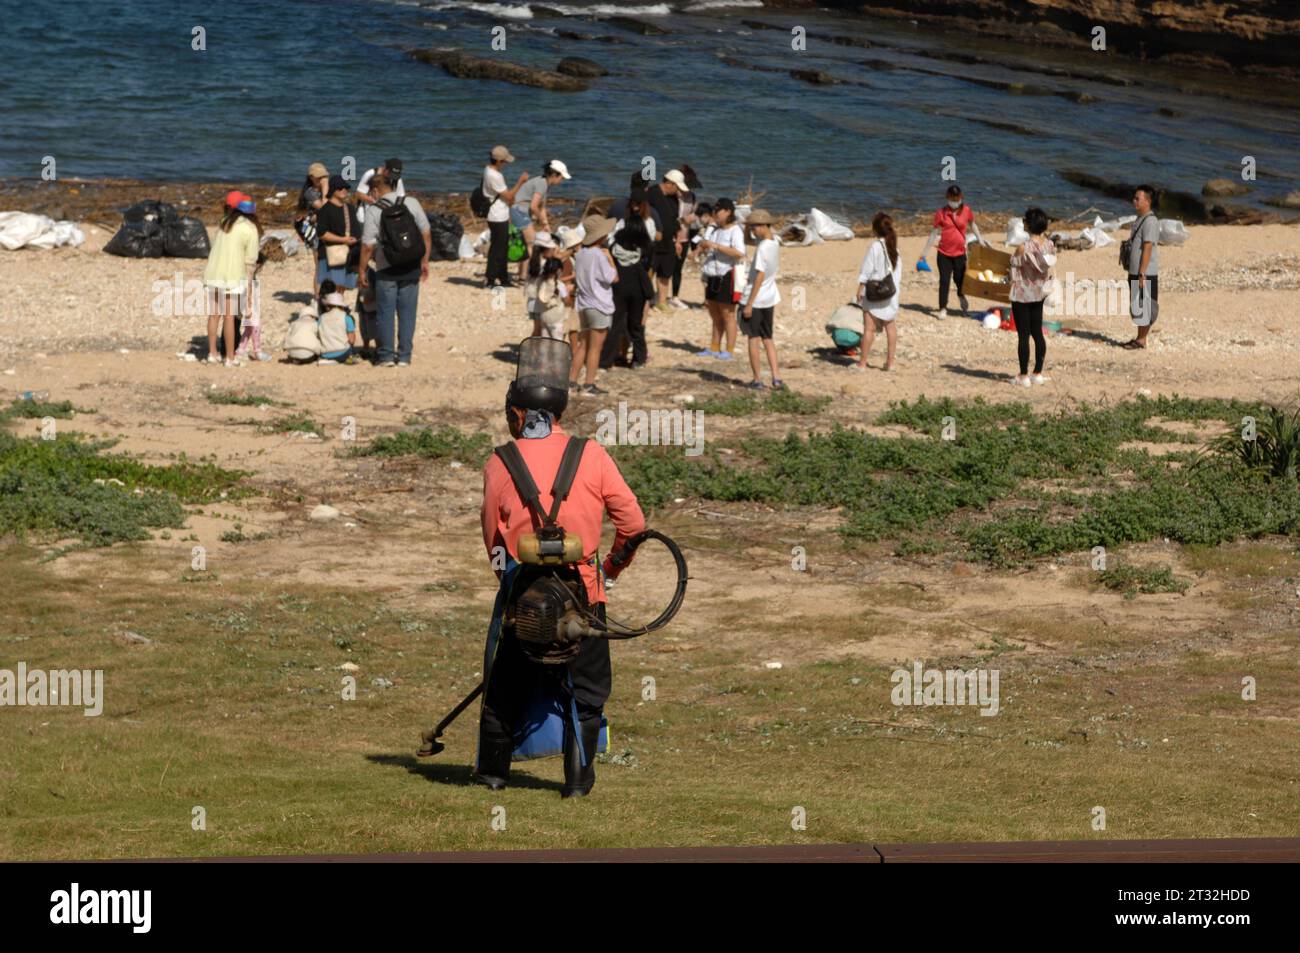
[{"left": 358, "top": 170, "right": 431, "bottom": 367}]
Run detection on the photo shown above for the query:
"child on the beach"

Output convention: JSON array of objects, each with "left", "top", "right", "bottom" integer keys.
[
  {"left": 569, "top": 216, "right": 618, "bottom": 395},
  {"left": 317, "top": 291, "right": 358, "bottom": 364},
  {"left": 356, "top": 266, "right": 378, "bottom": 358},
  {"left": 524, "top": 232, "right": 573, "bottom": 341},
  {"left": 739, "top": 209, "right": 782, "bottom": 389},
  {"left": 234, "top": 252, "right": 272, "bottom": 362}
]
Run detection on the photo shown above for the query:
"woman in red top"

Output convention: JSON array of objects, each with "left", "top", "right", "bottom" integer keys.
[{"left": 918, "top": 185, "right": 989, "bottom": 320}]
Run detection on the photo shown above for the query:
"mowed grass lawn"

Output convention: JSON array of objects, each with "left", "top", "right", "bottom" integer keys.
[{"left": 2, "top": 542, "right": 1297, "bottom": 860}]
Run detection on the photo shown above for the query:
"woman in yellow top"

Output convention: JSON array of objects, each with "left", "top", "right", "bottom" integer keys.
[{"left": 203, "top": 194, "right": 261, "bottom": 366}]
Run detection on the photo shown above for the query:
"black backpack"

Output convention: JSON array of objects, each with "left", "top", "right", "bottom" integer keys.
[
  {"left": 470, "top": 183, "right": 492, "bottom": 218},
  {"left": 378, "top": 197, "right": 425, "bottom": 268}
]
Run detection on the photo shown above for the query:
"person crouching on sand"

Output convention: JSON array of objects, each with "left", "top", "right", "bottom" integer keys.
[{"left": 854, "top": 212, "right": 904, "bottom": 372}]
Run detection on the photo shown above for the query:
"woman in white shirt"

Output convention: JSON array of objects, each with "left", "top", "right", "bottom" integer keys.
[
  {"left": 696, "top": 197, "right": 746, "bottom": 360},
  {"left": 855, "top": 212, "right": 904, "bottom": 371},
  {"left": 482, "top": 145, "right": 528, "bottom": 289}
]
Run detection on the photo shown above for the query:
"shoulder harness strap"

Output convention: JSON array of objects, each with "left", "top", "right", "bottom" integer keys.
[{"left": 494, "top": 437, "right": 589, "bottom": 529}]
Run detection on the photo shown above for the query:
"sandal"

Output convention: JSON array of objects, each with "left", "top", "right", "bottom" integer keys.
[
  {"left": 1120, "top": 339, "right": 1146, "bottom": 350},
  {"left": 771, "top": 379, "right": 785, "bottom": 389},
  {"left": 746, "top": 380, "right": 766, "bottom": 390}
]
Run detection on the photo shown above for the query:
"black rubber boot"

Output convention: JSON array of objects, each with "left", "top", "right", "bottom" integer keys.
[
  {"left": 475, "top": 735, "right": 513, "bottom": 791},
  {"left": 561, "top": 717, "right": 600, "bottom": 799}
]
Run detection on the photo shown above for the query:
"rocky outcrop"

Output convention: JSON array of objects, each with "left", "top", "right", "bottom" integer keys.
[
  {"left": 770, "top": 1, "right": 1300, "bottom": 77},
  {"left": 409, "top": 49, "right": 589, "bottom": 92},
  {"left": 556, "top": 56, "right": 608, "bottom": 78}
]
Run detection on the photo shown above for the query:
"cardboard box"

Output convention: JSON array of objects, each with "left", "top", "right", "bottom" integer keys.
[{"left": 962, "top": 242, "right": 1012, "bottom": 305}]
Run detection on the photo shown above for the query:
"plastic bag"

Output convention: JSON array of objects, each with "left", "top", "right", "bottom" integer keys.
[
  {"left": 458, "top": 234, "right": 477, "bottom": 260},
  {"left": 779, "top": 222, "right": 819, "bottom": 247},
  {"left": 1005, "top": 217, "right": 1028, "bottom": 247},
  {"left": 807, "top": 208, "right": 853, "bottom": 241},
  {"left": 104, "top": 220, "right": 165, "bottom": 258},
  {"left": 1081, "top": 216, "right": 1115, "bottom": 249},
  {"left": 123, "top": 200, "right": 178, "bottom": 226},
  {"left": 1158, "top": 219, "right": 1189, "bottom": 246},
  {"left": 428, "top": 213, "right": 464, "bottom": 261},
  {"left": 0, "top": 211, "right": 84, "bottom": 250},
  {"left": 826, "top": 302, "right": 865, "bottom": 335},
  {"left": 163, "top": 217, "right": 211, "bottom": 258}
]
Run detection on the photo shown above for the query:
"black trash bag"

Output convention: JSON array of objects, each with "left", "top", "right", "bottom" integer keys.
[
  {"left": 103, "top": 220, "right": 165, "bottom": 258},
  {"left": 123, "top": 200, "right": 179, "bottom": 226},
  {"left": 163, "top": 216, "right": 210, "bottom": 258},
  {"left": 427, "top": 212, "right": 463, "bottom": 261}
]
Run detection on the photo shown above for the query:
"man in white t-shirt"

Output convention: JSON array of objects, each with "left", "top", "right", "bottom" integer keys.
[
  {"left": 356, "top": 158, "right": 406, "bottom": 224},
  {"left": 482, "top": 145, "right": 528, "bottom": 288},
  {"left": 739, "top": 209, "right": 782, "bottom": 390}
]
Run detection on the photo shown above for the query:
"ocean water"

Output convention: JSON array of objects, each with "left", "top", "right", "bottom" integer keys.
[{"left": 3, "top": 0, "right": 1298, "bottom": 220}]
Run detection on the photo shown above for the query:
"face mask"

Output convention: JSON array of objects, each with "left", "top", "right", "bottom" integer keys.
[{"left": 948, "top": 200, "right": 962, "bottom": 210}]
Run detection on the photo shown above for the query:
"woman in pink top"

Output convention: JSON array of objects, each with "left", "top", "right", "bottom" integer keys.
[{"left": 918, "top": 184, "right": 990, "bottom": 320}]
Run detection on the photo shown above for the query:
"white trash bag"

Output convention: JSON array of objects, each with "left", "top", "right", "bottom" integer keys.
[
  {"left": 1081, "top": 216, "right": 1115, "bottom": 248},
  {"left": 807, "top": 208, "right": 853, "bottom": 241},
  {"left": 1158, "top": 219, "right": 1189, "bottom": 246},
  {"left": 1005, "top": 217, "right": 1028, "bottom": 247}
]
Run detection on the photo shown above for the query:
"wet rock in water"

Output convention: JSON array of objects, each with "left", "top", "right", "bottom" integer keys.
[
  {"left": 1264, "top": 190, "right": 1300, "bottom": 209},
  {"left": 409, "top": 49, "right": 589, "bottom": 92},
  {"left": 555, "top": 29, "right": 628, "bottom": 44},
  {"left": 606, "top": 17, "right": 670, "bottom": 36},
  {"left": 1203, "top": 178, "right": 1252, "bottom": 197},
  {"left": 790, "top": 68, "right": 837, "bottom": 85},
  {"left": 556, "top": 56, "right": 608, "bottom": 78},
  {"left": 1157, "top": 106, "right": 1183, "bottom": 118}
]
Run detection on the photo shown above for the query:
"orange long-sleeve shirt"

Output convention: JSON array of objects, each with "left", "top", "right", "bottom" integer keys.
[{"left": 481, "top": 425, "right": 646, "bottom": 604}]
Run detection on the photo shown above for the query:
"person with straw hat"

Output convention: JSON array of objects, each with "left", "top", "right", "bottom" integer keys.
[{"left": 569, "top": 215, "right": 618, "bottom": 395}]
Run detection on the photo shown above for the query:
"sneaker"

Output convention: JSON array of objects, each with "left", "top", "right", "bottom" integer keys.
[
  {"left": 1011, "top": 375, "right": 1031, "bottom": 388},
  {"left": 256, "top": 351, "right": 273, "bottom": 362},
  {"left": 715, "top": 351, "right": 734, "bottom": 361},
  {"left": 378, "top": 360, "right": 397, "bottom": 368},
  {"left": 670, "top": 297, "right": 688, "bottom": 310},
  {"left": 581, "top": 383, "right": 607, "bottom": 396},
  {"left": 958, "top": 294, "right": 970, "bottom": 312},
  {"left": 204, "top": 353, "right": 221, "bottom": 365},
  {"left": 1031, "top": 373, "right": 1051, "bottom": 384},
  {"left": 318, "top": 358, "right": 338, "bottom": 365},
  {"left": 696, "top": 349, "right": 718, "bottom": 358},
  {"left": 224, "top": 358, "right": 242, "bottom": 368},
  {"left": 397, "top": 361, "right": 410, "bottom": 367},
  {"left": 936, "top": 308, "right": 948, "bottom": 320}
]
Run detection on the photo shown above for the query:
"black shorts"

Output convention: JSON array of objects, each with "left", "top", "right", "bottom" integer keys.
[
  {"left": 741, "top": 305, "right": 774, "bottom": 339},
  {"left": 651, "top": 249, "right": 677, "bottom": 277},
  {"left": 704, "top": 272, "right": 734, "bottom": 303}
]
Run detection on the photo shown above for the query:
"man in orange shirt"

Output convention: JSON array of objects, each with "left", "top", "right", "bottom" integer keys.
[{"left": 478, "top": 338, "right": 646, "bottom": 797}]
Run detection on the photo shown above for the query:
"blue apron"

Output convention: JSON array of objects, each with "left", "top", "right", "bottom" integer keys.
[{"left": 476, "top": 558, "right": 608, "bottom": 766}]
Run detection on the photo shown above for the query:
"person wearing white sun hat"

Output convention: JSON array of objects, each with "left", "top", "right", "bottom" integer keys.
[{"left": 513, "top": 159, "right": 572, "bottom": 281}]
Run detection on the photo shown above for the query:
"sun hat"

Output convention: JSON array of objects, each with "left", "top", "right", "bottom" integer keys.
[
  {"left": 491, "top": 145, "right": 515, "bottom": 163},
  {"left": 323, "top": 292, "right": 347, "bottom": 308},
  {"left": 746, "top": 208, "right": 774, "bottom": 226},
  {"left": 328, "top": 174, "right": 350, "bottom": 194},
  {"left": 663, "top": 169, "right": 687, "bottom": 189},
  {"left": 580, "top": 215, "right": 616, "bottom": 246},
  {"left": 548, "top": 160, "right": 571, "bottom": 180},
  {"left": 236, "top": 199, "right": 256, "bottom": 214},
  {"left": 533, "top": 231, "right": 557, "bottom": 250},
  {"left": 555, "top": 226, "right": 583, "bottom": 250},
  {"left": 307, "top": 162, "right": 328, "bottom": 180}
]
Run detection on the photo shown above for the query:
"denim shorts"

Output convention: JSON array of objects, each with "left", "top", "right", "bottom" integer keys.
[{"left": 510, "top": 206, "right": 532, "bottom": 230}]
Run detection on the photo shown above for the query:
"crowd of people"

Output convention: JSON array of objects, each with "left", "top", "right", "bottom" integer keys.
[{"left": 199, "top": 152, "right": 1164, "bottom": 387}]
